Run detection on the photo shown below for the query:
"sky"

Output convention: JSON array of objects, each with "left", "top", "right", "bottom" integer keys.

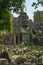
[{"left": 13, "top": 0, "right": 43, "bottom": 21}]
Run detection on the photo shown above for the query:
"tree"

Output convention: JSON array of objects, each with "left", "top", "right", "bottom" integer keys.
[
  {"left": 34, "top": 10, "right": 43, "bottom": 22},
  {"left": 32, "top": 0, "right": 43, "bottom": 9},
  {"left": 0, "top": 12, "right": 12, "bottom": 33},
  {"left": 33, "top": 10, "right": 43, "bottom": 45},
  {"left": 0, "top": 0, "right": 25, "bottom": 19},
  {"left": 0, "top": 0, "right": 25, "bottom": 33}
]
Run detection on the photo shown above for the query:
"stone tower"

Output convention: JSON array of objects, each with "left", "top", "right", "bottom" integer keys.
[{"left": 17, "top": 12, "right": 32, "bottom": 44}]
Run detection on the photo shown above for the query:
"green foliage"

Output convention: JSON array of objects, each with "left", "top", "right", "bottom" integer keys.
[
  {"left": 34, "top": 10, "right": 43, "bottom": 22},
  {"left": 0, "top": 0, "right": 25, "bottom": 19},
  {"left": 0, "top": 0, "right": 25, "bottom": 33},
  {"left": 0, "top": 12, "right": 12, "bottom": 33},
  {"left": 15, "top": 57, "right": 27, "bottom": 65},
  {"left": 32, "top": 0, "right": 43, "bottom": 9},
  {"left": 0, "top": 36, "right": 3, "bottom": 43},
  {"left": 32, "top": 2, "right": 38, "bottom": 9},
  {"left": 0, "top": 60, "right": 8, "bottom": 65}
]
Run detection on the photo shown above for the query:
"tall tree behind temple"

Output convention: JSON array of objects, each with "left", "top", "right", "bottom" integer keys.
[
  {"left": 33, "top": 10, "right": 43, "bottom": 45},
  {"left": 34, "top": 11, "right": 43, "bottom": 23}
]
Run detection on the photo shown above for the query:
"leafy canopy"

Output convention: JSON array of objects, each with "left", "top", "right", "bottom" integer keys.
[
  {"left": 34, "top": 10, "right": 43, "bottom": 22},
  {"left": 0, "top": 12, "right": 12, "bottom": 33},
  {"left": 0, "top": 0, "right": 25, "bottom": 19},
  {"left": 0, "top": 0, "right": 25, "bottom": 33},
  {"left": 32, "top": 0, "right": 43, "bottom": 9}
]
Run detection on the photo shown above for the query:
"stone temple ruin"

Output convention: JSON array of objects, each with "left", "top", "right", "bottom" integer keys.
[
  {"left": 0, "top": 12, "right": 43, "bottom": 45},
  {"left": 0, "top": 12, "right": 33, "bottom": 45}
]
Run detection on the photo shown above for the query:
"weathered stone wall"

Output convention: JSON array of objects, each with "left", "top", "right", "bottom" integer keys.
[{"left": 0, "top": 12, "right": 33, "bottom": 45}]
